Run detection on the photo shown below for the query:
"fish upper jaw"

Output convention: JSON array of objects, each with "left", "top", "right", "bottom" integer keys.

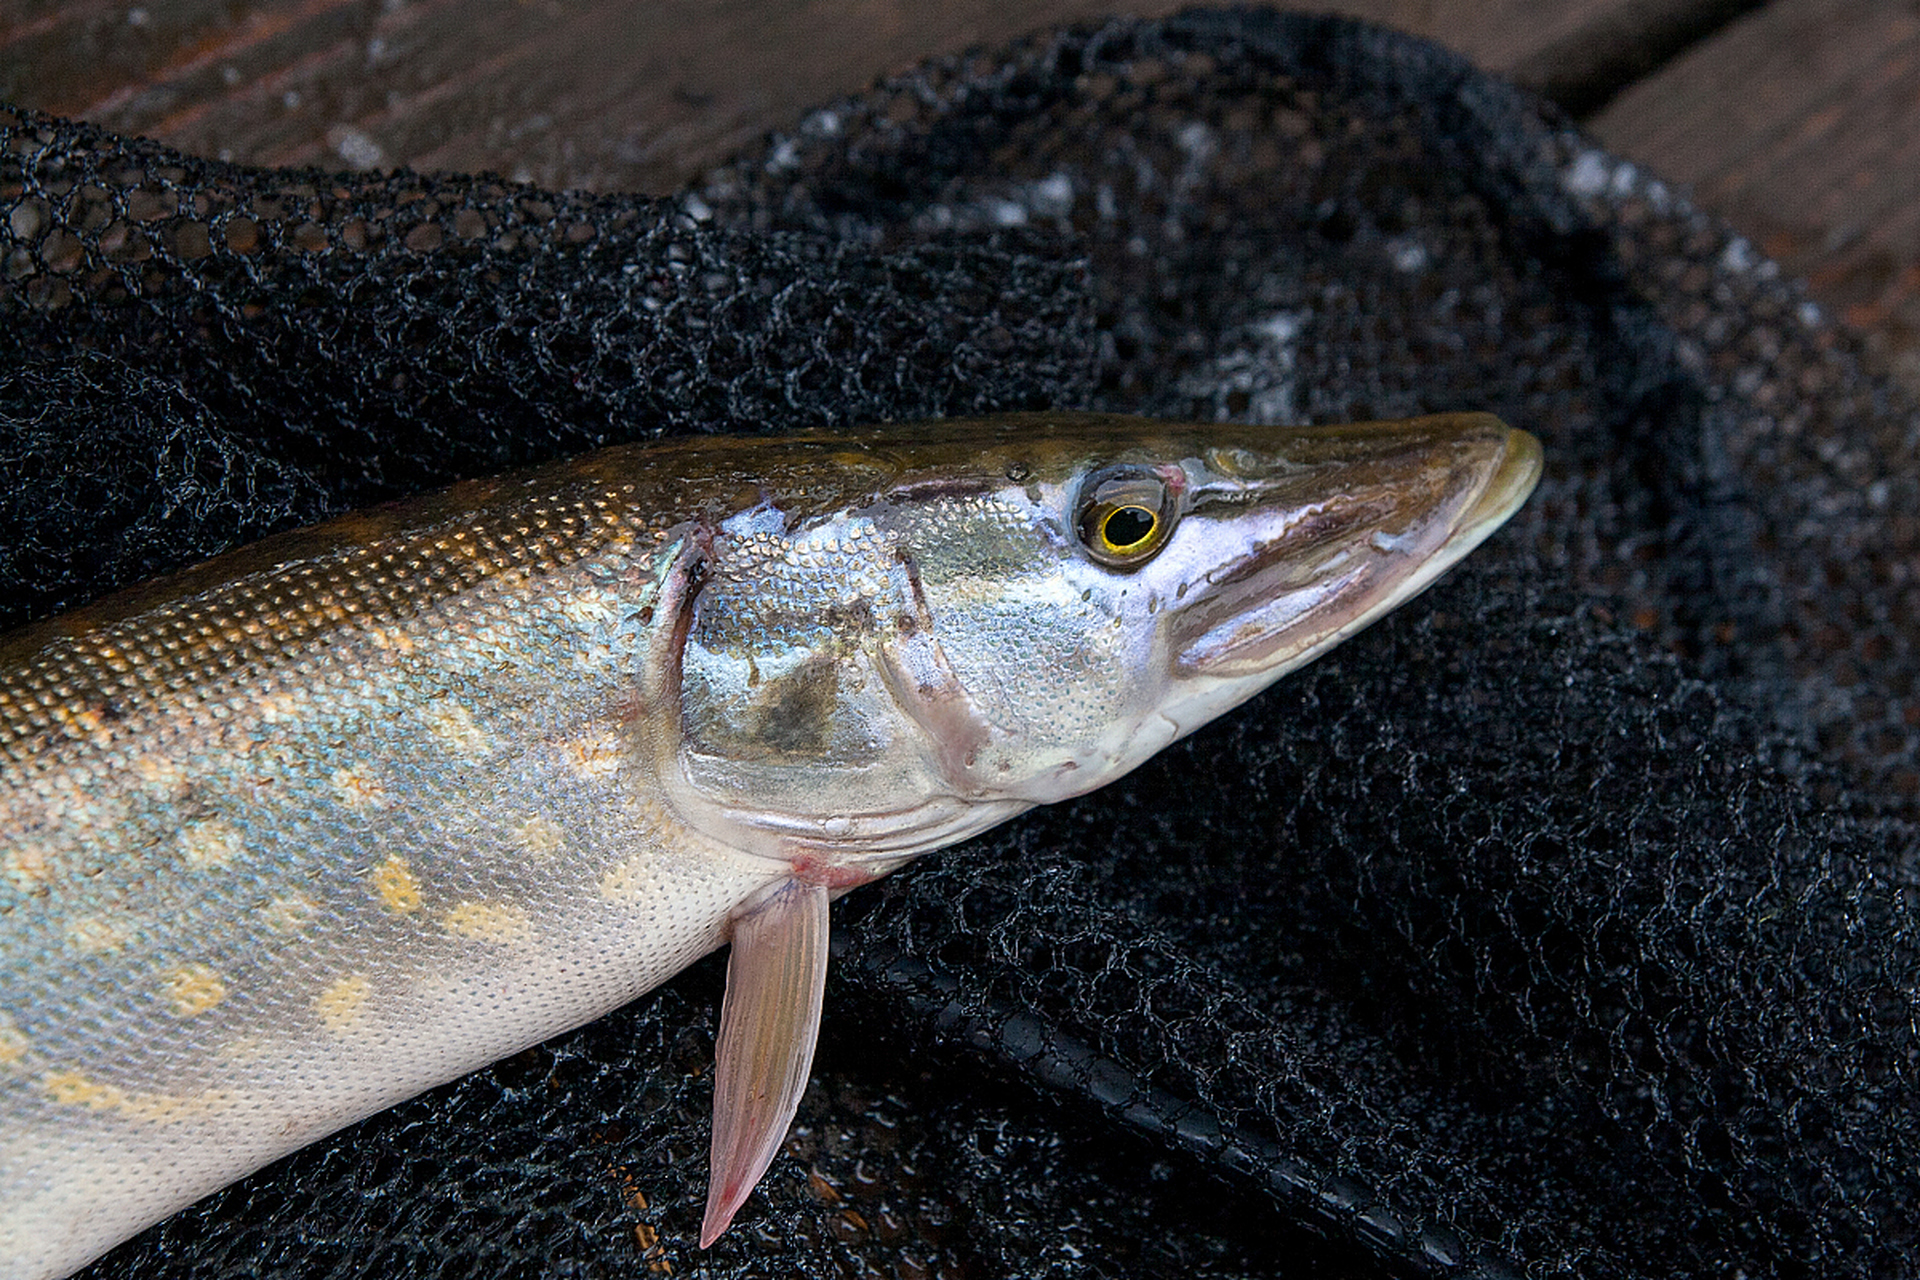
[
  {"left": 1154, "top": 417, "right": 1541, "bottom": 734},
  {"left": 1168, "top": 416, "right": 1539, "bottom": 678}
]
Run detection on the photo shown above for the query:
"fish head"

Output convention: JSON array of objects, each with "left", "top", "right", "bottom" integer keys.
[
  {"left": 668, "top": 412, "right": 1540, "bottom": 868},
  {"left": 875, "top": 410, "right": 1541, "bottom": 800}
]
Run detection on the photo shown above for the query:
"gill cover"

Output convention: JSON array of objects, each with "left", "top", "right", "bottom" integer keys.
[{"left": 673, "top": 501, "right": 1021, "bottom": 865}]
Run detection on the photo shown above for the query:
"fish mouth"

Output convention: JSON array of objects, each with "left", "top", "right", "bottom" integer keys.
[
  {"left": 1170, "top": 414, "right": 1542, "bottom": 680},
  {"left": 1457, "top": 422, "right": 1546, "bottom": 545}
]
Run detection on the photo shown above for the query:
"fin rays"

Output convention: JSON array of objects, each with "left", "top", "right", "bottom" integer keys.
[{"left": 700, "top": 878, "right": 831, "bottom": 1247}]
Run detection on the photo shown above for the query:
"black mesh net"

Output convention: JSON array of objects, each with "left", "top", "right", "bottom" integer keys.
[{"left": 4, "top": 8, "right": 1918, "bottom": 1278}]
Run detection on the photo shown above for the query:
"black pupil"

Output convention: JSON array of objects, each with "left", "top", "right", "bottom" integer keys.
[{"left": 1103, "top": 505, "right": 1157, "bottom": 549}]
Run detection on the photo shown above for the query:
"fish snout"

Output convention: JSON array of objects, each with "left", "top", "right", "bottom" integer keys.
[{"left": 1169, "top": 415, "right": 1541, "bottom": 679}]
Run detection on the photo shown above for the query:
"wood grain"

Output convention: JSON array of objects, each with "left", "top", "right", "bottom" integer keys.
[
  {"left": 1590, "top": 0, "right": 1920, "bottom": 386},
  {"left": 1504, "top": 0, "right": 1769, "bottom": 112},
  {"left": 2, "top": 0, "right": 1652, "bottom": 192},
  {"left": 4, "top": 0, "right": 1919, "bottom": 388}
]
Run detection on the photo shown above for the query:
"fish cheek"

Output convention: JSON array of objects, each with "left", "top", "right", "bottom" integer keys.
[
  {"left": 745, "top": 600, "right": 884, "bottom": 759},
  {"left": 694, "top": 652, "right": 842, "bottom": 763},
  {"left": 676, "top": 604, "right": 903, "bottom": 800}
]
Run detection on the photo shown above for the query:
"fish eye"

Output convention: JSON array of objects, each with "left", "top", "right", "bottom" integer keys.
[{"left": 1075, "top": 465, "right": 1180, "bottom": 568}]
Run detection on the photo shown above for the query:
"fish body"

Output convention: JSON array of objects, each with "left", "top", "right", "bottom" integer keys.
[{"left": 0, "top": 412, "right": 1540, "bottom": 1278}]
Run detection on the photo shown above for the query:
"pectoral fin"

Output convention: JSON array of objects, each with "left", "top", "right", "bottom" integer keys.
[{"left": 700, "top": 878, "right": 831, "bottom": 1247}]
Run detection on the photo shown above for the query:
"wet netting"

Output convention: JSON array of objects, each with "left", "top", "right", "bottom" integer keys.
[{"left": 5, "top": 7, "right": 1918, "bottom": 1278}]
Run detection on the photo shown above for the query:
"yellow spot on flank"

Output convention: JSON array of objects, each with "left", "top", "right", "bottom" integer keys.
[
  {"left": 162, "top": 962, "right": 229, "bottom": 1017},
  {"left": 253, "top": 687, "right": 308, "bottom": 724},
  {"left": 220, "top": 1034, "right": 268, "bottom": 1064},
  {"left": 316, "top": 973, "right": 372, "bottom": 1033},
  {"left": 367, "top": 625, "right": 418, "bottom": 655},
  {"left": 517, "top": 816, "right": 566, "bottom": 860},
  {"left": 331, "top": 762, "right": 386, "bottom": 807},
  {"left": 443, "top": 900, "right": 532, "bottom": 944},
  {"left": 0, "top": 1014, "right": 27, "bottom": 1066},
  {"left": 42, "top": 1070, "right": 126, "bottom": 1111},
  {"left": 564, "top": 732, "right": 624, "bottom": 778},
  {"left": 134, "top": 753, "right": 188, "bottom": 795},
  {"left": 179, "top": 818, "right": 243, "bottom": 868},
  {"left": 39, "top": 1070, "right": 235, "bottom": 1123},
  {"left": 65, "top": 914, "right": 133, "bottom": 954},
  {"left": 600, "top": 856, "right": 655, "bottom": 904},
  {"left": 264, "top": 892, "right": 319, "bottom": 933},
  {"left": 2, "top": 839, "right": 54, "bottom": 893},
  {"left": 422, "top": 699, "right": 490, "bottom": 755},
  {"left": 372, "top": 854, "right": 421, "bottom": 913}
]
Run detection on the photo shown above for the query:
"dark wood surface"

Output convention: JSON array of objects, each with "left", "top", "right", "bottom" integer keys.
[
  {"left": 3, "top": 0, "right": 1915, "bottom": 391},
  {"left": 1591, "top": 0, "right": 1920, "bottom": 389}
]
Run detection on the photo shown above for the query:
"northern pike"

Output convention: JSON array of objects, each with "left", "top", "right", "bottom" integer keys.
[{"left": 0, "top": 411, "right": 1541, "bottom": 1279}]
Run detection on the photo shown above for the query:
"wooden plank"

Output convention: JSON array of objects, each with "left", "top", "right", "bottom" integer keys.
[
  {"left": 7, "top": 0, "right": 1916, "bottom": 389},
  {"left": 0, "top": 0, "right": 380, "bottom": 126},
  {"left": 1589, "top": 0, "right": 1920, "bottom": 386},
  {"left": 2, "top": 0, "right": 1651, "bottom": 192},
  {"left": 1502, "top": 0, "right": 1770, "bottom": 112}
]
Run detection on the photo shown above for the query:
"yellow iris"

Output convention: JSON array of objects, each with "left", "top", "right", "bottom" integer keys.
[{"left": 1098, "top": 504, "right": 1160, "bottom": 554}]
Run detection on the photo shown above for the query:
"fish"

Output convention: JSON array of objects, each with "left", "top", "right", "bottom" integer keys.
[{"left": 0, "top": 410, "right": 1540, "bottom": 1279}]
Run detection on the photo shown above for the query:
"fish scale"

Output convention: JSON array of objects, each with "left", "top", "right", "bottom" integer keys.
[{"left": 0, "top": 412, "right": 1539, "bottom": 1279}]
